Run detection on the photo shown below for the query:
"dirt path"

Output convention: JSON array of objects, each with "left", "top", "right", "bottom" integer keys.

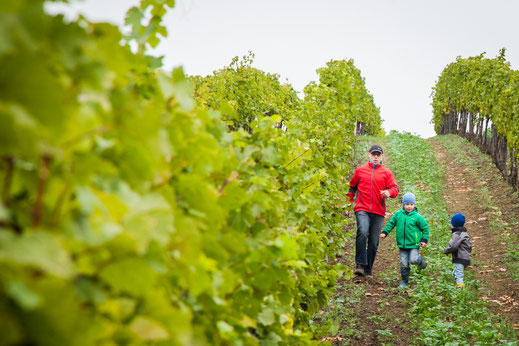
[
  {"left": 327, "top": 142, "right": 416, "bottom": 345},
  {"left": 429, "top": 137, "right": 519, "bottom": 328},
  {"left": 334, "top": 220, "right": 413, "bottom": 345}
]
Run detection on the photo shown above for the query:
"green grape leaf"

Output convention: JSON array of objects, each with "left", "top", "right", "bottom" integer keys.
[
  {"left": 258, "top": 307, "right": 276, "bottom": 326},
  {"left": 0, "top": 231, "right": 74, "bottom": 278},
  {"left": 23, "top": 279, "right": 114, "bottom": 345},
  {"left": 125, "top": 7, "right": 143, "bottom": 30},
  {"left": 99, "top": 257, "right": 157, "bottom": 296},
  {"left": 6, "top": 280, "right": 42, "bottom": 310},
  {"left": 0, "top": 202, "right": 9, "bottom": 222},
  {"left": 262, "top": 145, "right": 282, "bottom": 165}
]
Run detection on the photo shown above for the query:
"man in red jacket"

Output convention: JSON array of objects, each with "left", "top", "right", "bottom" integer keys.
[{"left": 346, "top": 144, "right": 399, "bottom": 278}]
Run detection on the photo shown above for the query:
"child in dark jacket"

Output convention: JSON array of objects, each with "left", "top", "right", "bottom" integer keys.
[
  {"left": 444, "top": 212, "right": 472, "bottom": 288},
  {"left": 380, "top": 192, "right": 430, "bottom": 288}
]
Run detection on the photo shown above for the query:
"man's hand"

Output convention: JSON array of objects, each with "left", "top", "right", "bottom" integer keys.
[
  {"left": 344, "top": 210, "right": 351, "bottom": 218},
  {"left": 380, "top": 233, "right": 386, "bottom": 239},
  {"left": 380, "top": 190, "right": 390, "bottom": 199},
  {"left": 419, "top": 242, "right": 427, "bottom": 248}
]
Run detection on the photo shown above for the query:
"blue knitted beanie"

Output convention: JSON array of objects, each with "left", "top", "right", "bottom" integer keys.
[
  {"left": 451, "top": 212, "right": 465, "bottom": 228},
  {"left": 402, "top": 192, "right": 416, "bottom": 205}
]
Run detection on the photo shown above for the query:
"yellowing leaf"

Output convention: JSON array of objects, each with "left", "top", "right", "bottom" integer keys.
[
  {"left": 129, "top": 316, "right": 169, "bottom": 340},
  {"left": 93, "top": 188, "right": 129, "bottom": 222},
  {"left": 98, "top": 298, "right": 136, "bottom": 321},
  {"left": 216, "top": 321, "right": 234, "bottom": 334},
  {"left": 239, "top": 315, "right": 257, "bottom": 328}
]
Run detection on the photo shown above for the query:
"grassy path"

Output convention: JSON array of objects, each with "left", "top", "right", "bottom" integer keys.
[{"left": 316, "top": 132, "right": 518, "bottom": 345}]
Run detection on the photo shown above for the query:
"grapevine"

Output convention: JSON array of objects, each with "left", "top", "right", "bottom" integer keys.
[
  {"left": 431, "top": 50, "right": 519, "bottom": 189},
  {"left": 0, "top": 1, "right": 382, "bottom": 344}
]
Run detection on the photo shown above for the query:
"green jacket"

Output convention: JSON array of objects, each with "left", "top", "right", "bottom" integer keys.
[{"left": 382, "top": 207, "right": 430, "bottom": 249}]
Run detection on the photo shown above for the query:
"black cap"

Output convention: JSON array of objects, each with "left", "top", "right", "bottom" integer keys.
[{"left": 369, "top": 145, "right": 383, "bottom": 154}]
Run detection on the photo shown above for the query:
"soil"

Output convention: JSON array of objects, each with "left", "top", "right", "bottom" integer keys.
[{"left": 333, "top": 226, "right": 413, "bottom": 345}]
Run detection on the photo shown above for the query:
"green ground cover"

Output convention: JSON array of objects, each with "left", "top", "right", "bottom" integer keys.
[{"left": 387, "top": 132, "right": 516, "bottom": 344}]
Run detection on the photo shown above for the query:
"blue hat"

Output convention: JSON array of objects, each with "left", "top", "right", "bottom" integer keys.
[
  {"left": 451, "top": 213, "right": 465, "bottom": 228},
  {"left": 402, "top": 192, "right": 416, "bottom": 205}
]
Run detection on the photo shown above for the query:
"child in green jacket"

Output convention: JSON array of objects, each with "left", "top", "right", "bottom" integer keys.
[{"left": 380, "top": 192, "right": 430, "bottom": 288}]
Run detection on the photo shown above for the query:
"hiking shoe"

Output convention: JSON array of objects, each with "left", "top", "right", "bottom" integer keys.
[
  {"left": 398, "top": 281, "right": 408, "bottom": 288},
  {"left": 353, "top": 264, "right": 365, "bottom": 276},
  {"left": 364, "top": 272, "right": 374, "bottom": 280},
  {"left": 420, "top": 260, "right": 427, "bottom": 270},
  {"left": 456, "top": 283, "right": 465, "bottom": 289}
]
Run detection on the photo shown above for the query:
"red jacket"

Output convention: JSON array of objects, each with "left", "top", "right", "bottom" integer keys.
[{"left": 347, "top": 163, "right": 399, "bottom": 216}]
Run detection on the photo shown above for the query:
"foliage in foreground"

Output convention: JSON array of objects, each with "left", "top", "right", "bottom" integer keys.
[{"left": 0, "top": 0, "right": 386, "bottom": 344}]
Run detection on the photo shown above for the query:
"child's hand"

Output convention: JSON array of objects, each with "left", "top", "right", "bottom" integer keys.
[
  {"left": 419, "top": 242, "right": 427, "bottom": 248},
  {"left": 380, "top": 233, "right": 386, "bottom": 239}
]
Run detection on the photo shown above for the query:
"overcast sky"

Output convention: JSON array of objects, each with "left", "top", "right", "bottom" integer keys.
[{"left": 48, "top": 0, "right": 519, "bottom": 138}]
